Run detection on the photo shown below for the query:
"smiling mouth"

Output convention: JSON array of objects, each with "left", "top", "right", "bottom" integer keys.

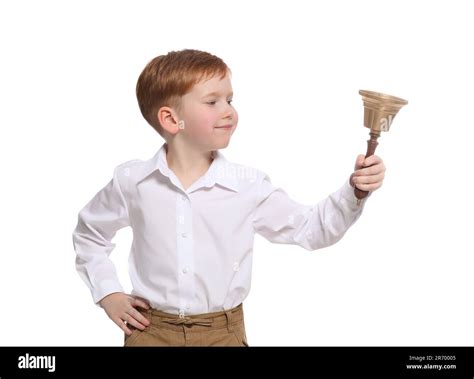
[{"left": 215, "top": 125, "right": 233, "bottom": 129}]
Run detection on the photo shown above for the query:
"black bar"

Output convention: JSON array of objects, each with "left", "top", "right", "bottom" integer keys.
[{"left": 1, "top": 346, "right": 473, "bottom": 378}]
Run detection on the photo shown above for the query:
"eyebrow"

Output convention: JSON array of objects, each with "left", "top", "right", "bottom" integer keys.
[{"left": 202, "top": 91, "right": 233, "bottom": 98}]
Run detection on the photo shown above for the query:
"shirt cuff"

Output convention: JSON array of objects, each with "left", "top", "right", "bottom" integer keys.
[
  {"left": 341, "top": 178, "right": 371, "bottom": 208},
  {"left": 92, "top": 279, "right": 125, "bottom": 306}
]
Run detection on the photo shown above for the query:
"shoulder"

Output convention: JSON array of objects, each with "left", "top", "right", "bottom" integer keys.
[
  {"left": 112, "top": 157, "right": 155, "bottom": 187},
  {"left": 114, "top": 159, "right": 144, "bottom": 177}
]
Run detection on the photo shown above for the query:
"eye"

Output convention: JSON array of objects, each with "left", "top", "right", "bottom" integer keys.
[{"left": 205, "top": 99, "right": 233, "bottom": 106}]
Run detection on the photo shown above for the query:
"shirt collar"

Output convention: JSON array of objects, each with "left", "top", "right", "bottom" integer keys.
[{"left": 136, "top": 143, "right": 240, "bottom": 192}]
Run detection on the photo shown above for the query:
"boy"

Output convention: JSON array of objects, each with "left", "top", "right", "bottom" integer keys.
[{"left": 72, "top": 49, "right": 385, "bottom": 347}]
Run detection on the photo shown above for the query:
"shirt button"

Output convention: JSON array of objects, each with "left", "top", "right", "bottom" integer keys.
[
  {"left": 182, "top": 267, "right": 189, "bottom": 274},
  {"left": 181, "top": 195, "right": 187, "bottom": 201},
  {"left": 181, "top": 232, "right": 187, "bottom": 238}
]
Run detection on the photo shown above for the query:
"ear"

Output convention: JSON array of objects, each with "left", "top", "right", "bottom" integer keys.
[{"left": 157, "top": 106, "right": 180, "bottom": 135}]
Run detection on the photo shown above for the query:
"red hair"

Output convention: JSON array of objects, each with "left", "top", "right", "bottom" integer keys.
[{"left": 136, "top": 49, "right": 231, "bottom": 136}]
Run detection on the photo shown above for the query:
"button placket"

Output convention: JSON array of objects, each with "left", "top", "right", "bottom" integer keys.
[{"left": 176, "top": 192, "right": 195, "bottom": 319}]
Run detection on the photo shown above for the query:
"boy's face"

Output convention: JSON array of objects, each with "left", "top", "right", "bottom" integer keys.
[{"left": 176, "top": 72, "right": 238, "bottom": 151}]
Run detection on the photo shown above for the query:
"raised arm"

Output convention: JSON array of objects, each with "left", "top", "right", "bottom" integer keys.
[{"left": 252, "top": 170, "right": 367, "bottom": 251}]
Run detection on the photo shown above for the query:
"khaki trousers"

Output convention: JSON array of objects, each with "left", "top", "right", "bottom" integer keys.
[{"left": 124, "top": 303, "right": 248, "bottom": 347}]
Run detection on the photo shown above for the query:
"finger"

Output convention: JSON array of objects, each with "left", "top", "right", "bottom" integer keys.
[
  {"left": 129, "top": 298, "right": 151, "bottom": 325},
  {"left": 123, "top": 297, "right": 150, "bottom": 328},
  {"left": 123, "top": 310, "right": 149, "bottom": 333},
  {"left": 354, "top": 181, "right": 383, "bottom": 192},
  {"left": 355, "top": 154, "right": 365, "bottom": 170},
  {"left": 124, "top": 316, "right": 147, "bottom": 331},
  {"left": 122, "top": 306, "right": 150, "bottom": 330},
  {"left": 353, "top": 172, "right": 385, "bottom": 185},
  {"left": 353, "top": 175, "right": 384, "bottom": 190},
  {"left": 133, "top": 297, "right": 151, "bottom": 310},
  {"left": 127, "top": 307, "right": 151, "bottom": 329},
  {"left": 363, "top": 155, "right": 382, "bottom": 167},
  {"left": 353, "top": 163, "right": 385, "bottom": 177},
  {"left": 115, "top": 317, "right": 133, "bottom": 335}
]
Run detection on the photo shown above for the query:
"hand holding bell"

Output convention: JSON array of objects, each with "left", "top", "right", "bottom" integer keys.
[{"left": 354, "top": 90, "right": 408, "bottom": 201}]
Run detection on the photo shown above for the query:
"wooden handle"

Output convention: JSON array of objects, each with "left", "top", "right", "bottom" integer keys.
[{"left": 354, "top": 133, "right": 379, "bottom": 200}]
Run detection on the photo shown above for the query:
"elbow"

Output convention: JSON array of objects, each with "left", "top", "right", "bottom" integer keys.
[{"left": 294, "top": 222, "right": 346, "bottom": 252}]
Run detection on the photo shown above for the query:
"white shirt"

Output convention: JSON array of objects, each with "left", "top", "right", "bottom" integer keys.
[{"left": 72, "top": 143, "right": 367, "bottom": 316}]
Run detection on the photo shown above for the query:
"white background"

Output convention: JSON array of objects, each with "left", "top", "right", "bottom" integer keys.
[{"left": 1, "top": 0, "right": 473, "bottom": 346}]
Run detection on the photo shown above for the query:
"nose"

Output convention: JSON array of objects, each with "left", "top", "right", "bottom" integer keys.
[{"left": 223, "top": 103, "right": 235, "bottom": 120}]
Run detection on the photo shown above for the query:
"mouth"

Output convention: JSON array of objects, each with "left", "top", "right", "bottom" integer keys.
[{"left": 215, "top": 125, "right": 233, "bottom": 129}]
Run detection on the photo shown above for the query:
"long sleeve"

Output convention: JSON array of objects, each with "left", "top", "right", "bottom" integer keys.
[
  {"left": 252, "top": 172, "right": 367, "bottom": 251},
  {"left": 72, "top": 166, "right": 130, "bottom": 305}
]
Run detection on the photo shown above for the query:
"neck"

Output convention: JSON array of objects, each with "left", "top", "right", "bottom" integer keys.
[{"left": 164, "top": 142, "right": 215, "bottom": 178}]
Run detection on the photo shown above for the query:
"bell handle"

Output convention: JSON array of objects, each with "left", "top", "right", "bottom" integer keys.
[{"left": 354, "top": 132, "right": 379, "bottom": 200}]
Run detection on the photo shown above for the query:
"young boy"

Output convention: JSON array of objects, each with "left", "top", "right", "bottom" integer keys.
[{"left": 72, "top": 49, "right": 385, "bottom": 347}]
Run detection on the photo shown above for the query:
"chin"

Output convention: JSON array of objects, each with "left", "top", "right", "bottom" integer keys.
[
  {"left": 211, "top": 138, "right": 232, "bottom": 150},
  {"left": 212, "top": 144, "right": 229, "bottom": 151},
  {"left": 221, "top": 139, "right": 231, "bottom": 147}
]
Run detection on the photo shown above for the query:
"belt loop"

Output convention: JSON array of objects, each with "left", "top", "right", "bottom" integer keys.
[{"left": 225, "top": 310, "right": 233, "bottom": 333}]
